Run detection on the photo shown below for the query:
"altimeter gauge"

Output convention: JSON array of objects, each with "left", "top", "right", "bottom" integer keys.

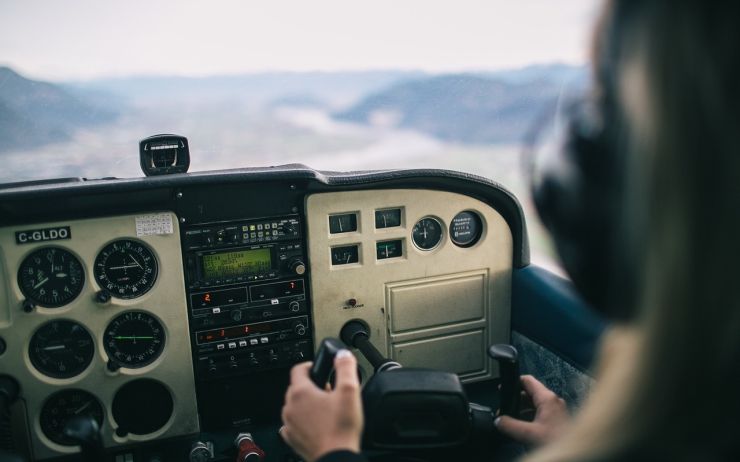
[
  {"left": 104, "top": 311, "right": 165, "bottom": 368},
  {"left": 18, "top": 247, "right": 84, "bottom": 308},
  {"left": 94, "top": 239, "right": 158, "bottom": 299}
]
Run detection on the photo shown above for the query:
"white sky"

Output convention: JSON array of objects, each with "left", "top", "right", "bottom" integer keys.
[{"left": 0, "top": 0, "right": 600, "bottom": 80}]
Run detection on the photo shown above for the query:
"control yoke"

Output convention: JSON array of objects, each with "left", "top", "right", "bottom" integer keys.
[{"left": 310, "top": 322, "right": 524, "bottom": 453}]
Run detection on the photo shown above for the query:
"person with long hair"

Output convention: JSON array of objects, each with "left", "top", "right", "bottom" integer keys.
[{"left": 280, "top": 1, "right": 740, "bottom": 460}]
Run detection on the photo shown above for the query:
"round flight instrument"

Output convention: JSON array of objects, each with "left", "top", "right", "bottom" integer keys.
[
  {"left": 40, "top": 389, "right": 104, "bottom": 446},
  {"left": 449, "top": 211, "right": 483, "bottom": 247},
  {"left": 94, "top": 240, "right": 158, "bottom": 299},
  {"left": 18, "top": 247, "right": 84, "bottom": 308},
  {"left": 411, "top": 217, "right": 444, "bottom": 251},
  {"left": 29, "top": 320, "right": 94, "bottom": 379},
  {"left": 104, "top": 311, "right": 165, "bottom": 368}
]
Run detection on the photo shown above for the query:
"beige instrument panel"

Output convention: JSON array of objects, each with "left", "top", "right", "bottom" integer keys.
[
  {"left": 306, "top": 189, "right": 512, "bottom": 382},
  {"left": 0, "top": 212, "right": 198, "bottom": 460}
]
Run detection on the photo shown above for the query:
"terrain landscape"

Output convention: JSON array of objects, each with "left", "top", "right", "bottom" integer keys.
[{"left": 0, "top": 64, "right": 586, "bottom": 269}]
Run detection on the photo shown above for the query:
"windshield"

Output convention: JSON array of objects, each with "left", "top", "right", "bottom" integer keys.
[{"left": 0, "top": 0, "right": 598, "bottom": 269}]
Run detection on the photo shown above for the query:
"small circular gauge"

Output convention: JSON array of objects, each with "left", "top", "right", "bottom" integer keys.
[
  {"left": 40, "top": 389, "right": 104, "bottom": 446},
  {"left": 18, "top": 247, "right": 84, "bottom": 308},
  {"left": 411, "top": 217, "right": 444, "bottom": 251},
  {"left": 450, "top": 211, "right": 483, "bottom": 247},
  {"left": 94, "top": 240, "right": 158, "bottom": 299},
  {"left": 29, "top": 320, "right": 94, "bottom": 378},
  {"left": 104, "top": 311, "right": 165, "bottom": 368}
]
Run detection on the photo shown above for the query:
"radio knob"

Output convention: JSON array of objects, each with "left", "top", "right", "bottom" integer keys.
[
  {"left": 289, "top": 301, "right": 300, "bottom": 312},
  {"left": 294, "top": 323, "right": 307, "bottom": 336},
  {"left": 288, "top": 258, "right": 306, "bottom": 275}
]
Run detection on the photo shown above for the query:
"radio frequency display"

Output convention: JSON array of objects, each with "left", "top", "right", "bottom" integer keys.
[{"left": 202, "top": 248, "right": 272, "bottom": 280}]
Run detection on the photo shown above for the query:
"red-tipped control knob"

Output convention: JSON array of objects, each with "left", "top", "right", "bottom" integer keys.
[{"left": 235, "top": 433, "right": 265, "bottom": 462}]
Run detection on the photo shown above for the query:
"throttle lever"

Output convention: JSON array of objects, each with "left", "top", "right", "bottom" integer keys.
[
  {"left": 488, "top": 344, "right": 521, "bottom": 417},
  {"left": 310, "top": 338, "right": 347, "bottom": 388}
]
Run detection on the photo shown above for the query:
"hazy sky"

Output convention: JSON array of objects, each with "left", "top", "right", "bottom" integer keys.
[{"left": 0, "top": 0, "right": 600, "bottom": 81}]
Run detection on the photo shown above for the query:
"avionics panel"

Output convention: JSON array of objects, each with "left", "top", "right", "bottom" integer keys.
[{"left": 182, "top": 215, "right": 313, "bottom": 429}]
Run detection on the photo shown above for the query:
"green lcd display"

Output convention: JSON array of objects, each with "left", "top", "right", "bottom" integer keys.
[{"left": 201, "top": 248, "right": 272, "bottom": 280}]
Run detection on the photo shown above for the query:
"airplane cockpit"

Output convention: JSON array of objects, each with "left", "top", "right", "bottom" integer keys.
[
  {"left": 0, "top": 136, "right": 604, "bottom": 462},
  {"left": 0, "top": 2, "right": 619, "bottom": 461}
]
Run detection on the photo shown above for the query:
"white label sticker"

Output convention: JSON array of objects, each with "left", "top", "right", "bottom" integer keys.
[{"left": 135, "top": 213, "right": 174, "bottom": 237}]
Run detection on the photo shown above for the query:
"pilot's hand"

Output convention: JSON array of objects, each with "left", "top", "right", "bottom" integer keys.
[
  {"left": 495, "top": 375, "right": 569, "bottom": 446},
  {"left": 281, "top": 350, "right": 363, "bottom": 462}
]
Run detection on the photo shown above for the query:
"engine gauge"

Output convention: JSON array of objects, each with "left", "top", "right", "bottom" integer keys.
[
  {"left": 29, "top": 320, "right": 94, "bottom": 379},
  {"left": 104, "top": 311, "right": 165, "bottom": 368},
  {"left": 376, "top": 239, "right": 403, "bottom": 260},
  {"left": 18, "top": 247, "right": 84, "bottom": 308},
  {"left": 94, "top": 239, "right": 158, "bottom": 299},
  {"left": 40, "top": 389, "right": 104, "bottom": 446},
  {"left": 329, "top": 213, "right": 358, "bottom": 234},
  {"left": 450, "top": 211, "right": 483, "bottom": 247},
  {"left": 411, "top": 217, "right": 444, "bottom": 251},
  {"left": 331, "top": 245, "right": 360, "bottom": 266},
  {"left": 375, "top": 208, "right": 402, "bottom": 229}
]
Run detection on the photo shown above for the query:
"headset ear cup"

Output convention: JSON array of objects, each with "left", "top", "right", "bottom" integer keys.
[{"left": 532, "top": 107, "right": 618, "bottom": 314}]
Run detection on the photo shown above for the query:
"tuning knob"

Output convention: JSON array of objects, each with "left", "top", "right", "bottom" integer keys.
[
  {"left": 95, "top": 290, "right": 111, "bottom": 305},
  {"left": 288, "top": 258, "right": 306, "bottom": 275}
]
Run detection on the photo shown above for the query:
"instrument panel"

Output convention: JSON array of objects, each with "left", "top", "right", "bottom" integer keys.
[
  {"left": 0, "top": 171, "right": 520, "bottom": 461},
  {"left": 0, "top": 213, "right": 198, "bottom": 460},
  {"left": 307, "top": 189, "right": 512, "bottom": 382}
]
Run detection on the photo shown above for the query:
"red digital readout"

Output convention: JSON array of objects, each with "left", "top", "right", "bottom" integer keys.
[{"left": 197, "top": 324, "right": 256, "bottom": 344}]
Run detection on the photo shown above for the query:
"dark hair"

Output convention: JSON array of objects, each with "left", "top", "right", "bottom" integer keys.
[{"left": 527, "top": 2, "right": 740, "bottom": 460}]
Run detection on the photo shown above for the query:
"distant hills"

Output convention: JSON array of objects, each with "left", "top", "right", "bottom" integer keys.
[
  {"left": 335, "top": 66, "right": 587, "bottom": 144},
  {"left": 66, "top": 71, "right": 428, "bottom": 108},
  {"left": 0, "top": 63, "right": 586, "bottom": 154},
  {"left": 0, "top": 67, "right": 117, "bottom": 153}
]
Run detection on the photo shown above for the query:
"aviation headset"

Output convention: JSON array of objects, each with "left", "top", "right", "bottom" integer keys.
[{"left": 530, "top": 1, "right": 641, "bottom": 322}]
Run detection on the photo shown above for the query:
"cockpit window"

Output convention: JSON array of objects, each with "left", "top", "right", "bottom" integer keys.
[{"left": 0, "top": 0, "right": 598, "bottom": 268}]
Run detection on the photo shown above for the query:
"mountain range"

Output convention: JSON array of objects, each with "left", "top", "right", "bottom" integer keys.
[
  {"left": 0, "top": 64, "right": 586, "bottom": 154},
  {"left": 335, "top": 67, "right": 587, "bottom": 144},
  {"left": 0, "top": 67, "right": 117, "bottom": 153}
]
